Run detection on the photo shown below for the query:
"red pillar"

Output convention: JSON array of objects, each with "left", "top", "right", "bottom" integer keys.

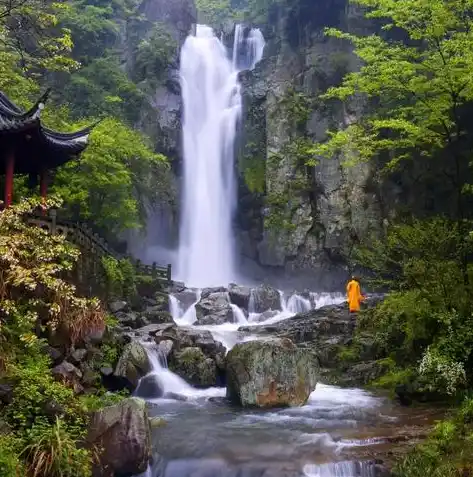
[
  {"left": 40, "top": 168, "right": 48, "bottom": 216},
  {"left": 4, "top": 151, "right": 14, "bottom": 208}
]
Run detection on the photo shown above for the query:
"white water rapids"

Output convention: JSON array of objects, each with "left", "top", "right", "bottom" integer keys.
[
  {"left": 140, "top": 289, "right": 345, "bottom": 399},
  {"left": 178, "top": 24, "right": 265, "bottom": 288}
]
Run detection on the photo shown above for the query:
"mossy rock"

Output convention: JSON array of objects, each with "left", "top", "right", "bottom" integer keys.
[
  {"left": 226, "top": 338, "right": 318, "bottom": 408},
  {"left": 114, "top": 342, "right": 151, "bottom": 390},
  {"left": 169, "top": 347, "right": 217, "bottom": 388}
]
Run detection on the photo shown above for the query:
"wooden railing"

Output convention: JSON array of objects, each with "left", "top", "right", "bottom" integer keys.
[{"left": 26, "top": 213, "right": 172, "bottom": 285}]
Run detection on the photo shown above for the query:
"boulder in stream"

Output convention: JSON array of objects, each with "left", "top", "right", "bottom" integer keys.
[
  {"left": 87, "top": 397, "right": 151, "bottom": 476},
  {"left": 195, "top": 292, "right": 234, "bottom": 324},
  {"left": 114, "top": 341, "right": 151, "bottom": 389},
  {"left": 135, "top": 374, "right": 164, "bottom": 398},
  {"left": 228, "top": 283, "right": 251, "bottom": 310},
  {"left": 250, "top": 284, "right": 281, "bottom": 313},
  {"left": 226, "top": 338, "right": 318, "bottom": 408},
  {"left": 170, "top": 346, "right": 217, "bottom": 387}
]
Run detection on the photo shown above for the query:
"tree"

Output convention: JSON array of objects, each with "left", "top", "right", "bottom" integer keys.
[
  {"left": 0, "top": 197, "right": 105, "bottom": 350},
  {"left": 313, "top": 0, "right": 473, "bottom": 283},
  {"left": 0, "top": 1, "right": 77, "bottom": 73},
  {"left": 52, "top": 118, "right": 168, "bottom": 235},
  {"left": 315, "top": 0, "right": 473, "bottom": 174}
]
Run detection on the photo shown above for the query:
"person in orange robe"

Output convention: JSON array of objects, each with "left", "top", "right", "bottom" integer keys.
[{"left": 347, "top": 276, "right": 364, "bottom": 313}]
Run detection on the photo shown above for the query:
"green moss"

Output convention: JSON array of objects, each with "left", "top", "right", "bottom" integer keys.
[
  {"left": 336, "top": 344, "right": 362, "bottom": 363},
  {"left": 393, "top": 399, "right": 473, "bottom": 477}
]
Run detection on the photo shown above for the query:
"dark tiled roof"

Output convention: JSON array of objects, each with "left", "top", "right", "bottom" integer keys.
[{"left": 0, "top": 90, "right": 98, "bottom": 173}]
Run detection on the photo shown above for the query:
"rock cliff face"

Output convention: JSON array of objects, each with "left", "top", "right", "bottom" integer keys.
[
  {"left": 125, "top": 0, "right": 195, "bottom": 158},
  {"left": 236, "top": 1, "right": 383, "bottom": 288}
]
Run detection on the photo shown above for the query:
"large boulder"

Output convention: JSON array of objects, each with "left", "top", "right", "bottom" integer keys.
[
  {"left": 170, "top": 347, "right": 217, "bottom": 387},
  {"left": 228, "top": 283, "right": 251, "bottom": 311},
  {"left": 201, "top": 287, "right": 227, "bottom": 298},
  {"left": 114, "top": 311, "right": 144, "bottom": 329},
  {"left": 142, "top": 306, "right": 174, "bottom": 324},
  {"left": 87, "top": 397, "right": 151, "bottom": 477},
  {"left": 238, "top": 299, "right": 385, "bottom": 387},
  {"left": 153, "top": 324, "right": 226, "bottom": 358},
  {"left": 172, "top": 289, "right": 198, "bottom": 311},
  {"left": 226, "top": 338, "right": 318, "bottom": 408},
  {"left": 250, "top": 285, "right": 281, "bottom": 313},
  {"left": 114, "top": 342, "right": 151, "bottom": 389},
  {"left": 195, "top": 292, "right": 234, "bottom": 325}
]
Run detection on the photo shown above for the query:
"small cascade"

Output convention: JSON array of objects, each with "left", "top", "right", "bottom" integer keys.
[
  {"left": 230, "top": 304, "right": 248, "bottom": 324},
  {"left": 311, "top": 292, "right": 345, "bottom": 309},
  {"left": 169, "top": 295, "right": 183, "bottom": 319},
  {"left": 138, "top": 342, "right": 225, "bottom": 400},
  {"left": 302, "top": 460, "right": 376, "bottom": 477},
  {"left": 171, "top": 290, "right": 201, "bottom": 326},
  {"left": 285, "top": 293, "right": 312, "bottom": 314},
  {"left": 248, "top": 289, "right": 256, "bottom": 314},
  {"left": 232, "top": 24, "right": 266, "bottom": 71}
]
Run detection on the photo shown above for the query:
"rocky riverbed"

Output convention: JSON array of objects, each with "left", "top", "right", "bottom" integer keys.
[{"left": 54, "top": 283, "right": 444, "bottom": 477}]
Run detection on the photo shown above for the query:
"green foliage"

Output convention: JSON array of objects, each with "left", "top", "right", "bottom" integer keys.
[
  {"left": 59, "top": 1, "right": 119, "bottom": 61},
  {"left": 132, "top": 23, "right": 177, "bottom": 86},
  {"left": 0, "top": 201, "right": 131, "bottom": 476},
  {"left": 354, "top": 218, "right": 473, "bottom": 397},
  {"left": 0, "top": 434, "right": 23, "bottom": 477},
  {"left": 0, "top": 2, "right": 78, "bottom": 73},
  {"left": 101, "top": 256, "right": 137, "bottom": 300},
  {"left": 315, "top": 0, "right": 473, "bottom": 177},
  {"left": 21, "top": 418, "right": 92, "bottom": 477},
  {"left": 1, "top": 348, "right": 94, "bottom": 477},
  {"left": 63, "top": 58, "right": 145, "bottom": 123},
  {"left": 393, "top": 398, "right": 473, "bottom": 477},
  {"left": 53, "top": 118, "right": 167, "bottom": 235},
  {"left": 0, "top": 198, "right": 106, "bottom": 349},
  {"left": 196, "top": 0, "right": 240, "bottom": 25},
  {"left": 6, "top": 353, "right": 85, "bottom": 432}
]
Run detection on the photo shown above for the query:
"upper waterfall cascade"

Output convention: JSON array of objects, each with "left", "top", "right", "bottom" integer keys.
[{"left": 178, "top": 25, "right": 265, "bottom": 288}]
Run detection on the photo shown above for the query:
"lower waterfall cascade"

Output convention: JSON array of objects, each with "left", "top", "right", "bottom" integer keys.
[{"left": 132, "top": 287, "right": 438, "bottom": 477}]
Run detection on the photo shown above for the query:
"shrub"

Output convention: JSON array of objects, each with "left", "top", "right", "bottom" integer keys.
[
  {"left": 0, "top": 434, "right": 23, "bottom": 477},
  {"left": 419, "top": 348, "right": 467, "bottom": 396},
  {"left": 352, "top": 218, "right": 473, "bottom": 398},
  {"left": 101, "top": 256, "right": 136, "bottom": 300},
  {"left": 21, "top": 419, "right": 93, "bottom": 477},
  {"left": 0, "top": 198, "right": 106, "bottom": 349}
]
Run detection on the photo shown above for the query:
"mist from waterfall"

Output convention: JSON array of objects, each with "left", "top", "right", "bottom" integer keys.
[{"left": 178, "top": 25, "right": 265, "bottom": 288}]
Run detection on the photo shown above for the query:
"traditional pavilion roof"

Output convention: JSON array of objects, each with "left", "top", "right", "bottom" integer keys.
[{"left": 0, "top": 89, "right": 98, "bottom": 174}]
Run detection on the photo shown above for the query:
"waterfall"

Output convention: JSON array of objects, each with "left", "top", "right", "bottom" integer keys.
[
  {"left": 169, "top": 295, "right": 183, "bottom": 320},
  {"left": 302, "top": 461, "right": 376, "bottom": 477},
  {"left": 138, "top": 342, "right": 225, "bottom": 399},
  {"left": 230, "top": 303, "right": 248, "bottom": 324},
  {"left": 178, "top": 25, "right": 265, "bottom": 288},
  {"left": 285, "top": 294, "right": 312, "bottom": 314}
]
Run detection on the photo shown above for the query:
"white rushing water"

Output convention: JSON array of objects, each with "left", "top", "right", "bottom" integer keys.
[
  {"left": 137, "top": 342, "right": 225, "bottom": 401},
  {"left": 303, "top": 461, "right": 376, "bottom": 477},
  {"left": 178, "top": 25, "right": 265, "bottom": 288},
  {"left": 169, "top": 289, "right": 345, "bottom": 351}
]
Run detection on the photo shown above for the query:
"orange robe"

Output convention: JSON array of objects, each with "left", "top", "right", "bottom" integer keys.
[{"left": 347, "top": 280, "right": 363, "bottom": 312}]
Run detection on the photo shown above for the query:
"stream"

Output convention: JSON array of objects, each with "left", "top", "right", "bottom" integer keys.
[{"left": 133, "top": 290, "right": 443, "bottom": 477}]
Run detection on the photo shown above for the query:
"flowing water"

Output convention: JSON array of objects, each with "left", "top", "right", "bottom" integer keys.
[
  {"left": 178, "top": 25, "right": 265, "bottom": 287},
  {"left": 134, "top": 291, "right": 442, "bottom": 477}
]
